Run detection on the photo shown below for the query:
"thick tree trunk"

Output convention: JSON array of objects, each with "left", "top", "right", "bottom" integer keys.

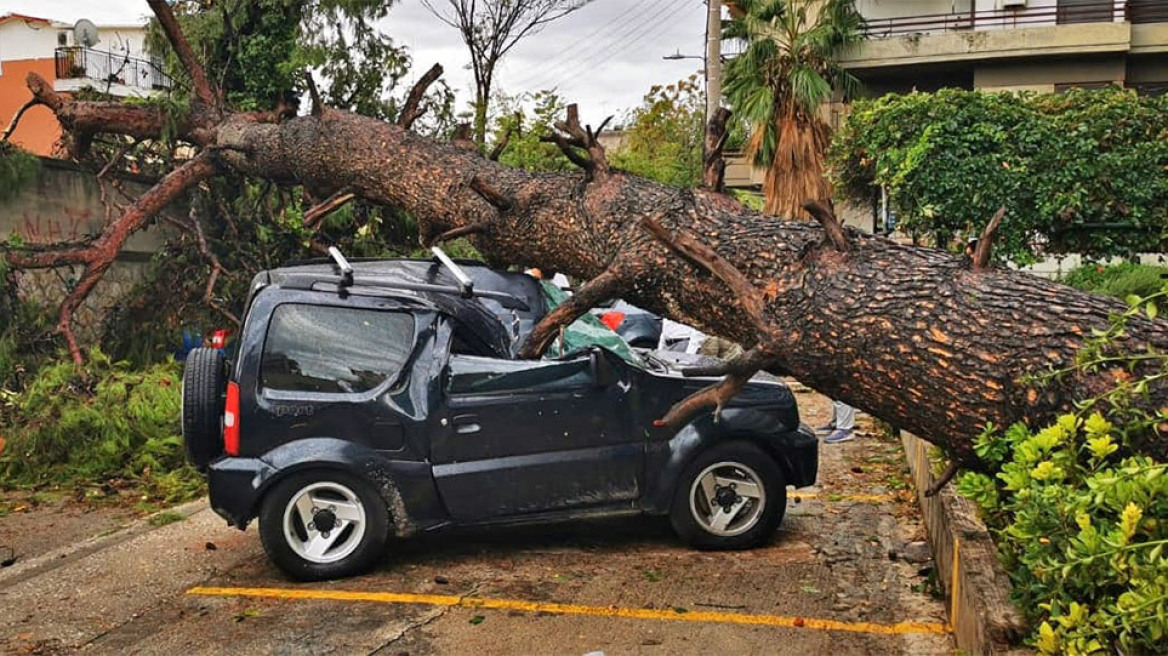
[{"left": 10, "top": 67, "right": 1168, "bottom": 463}]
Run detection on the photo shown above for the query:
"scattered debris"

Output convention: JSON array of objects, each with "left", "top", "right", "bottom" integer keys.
[
  {"left": 469, "top": 615, "right": 485, "bottom": 625},
  {"left": 204, "top": 542, "right": 217, "bottom": 551},
  {"left": 695, "top": 602, "right": 747, "bottom": 610},
  {"left": 232, "top": 608, "right": 260, "bottom": 623},
  {"left": 1, "top": 545, "right": 16, "bottom": 567},
  {"left": 434, "top": 575, "right": 449, "bottom": 585},
  {"left": 902, "top": 541, "right": 933, "bottom": 564}
]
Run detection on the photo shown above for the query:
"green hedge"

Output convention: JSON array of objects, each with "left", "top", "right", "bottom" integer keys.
[
  {"left": 1062, "top": 263, "right": 1168, "bottom": 311},
  {"left": 831, "top": 88, "right": 1168, "bottom": 264},
  {"left": 957, "top": 288, "right": 1168, "bottom": 653}
]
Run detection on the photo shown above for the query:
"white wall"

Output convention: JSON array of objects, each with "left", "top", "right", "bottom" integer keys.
[
  {"left": 0, "top": 18, "right": 62, "bottom": 63},
  {"left": 856, "top": 0, "right": 970, "bottom": 20},
  {"left": 0, "top": 17, "right": 148, "bottom": 63}
]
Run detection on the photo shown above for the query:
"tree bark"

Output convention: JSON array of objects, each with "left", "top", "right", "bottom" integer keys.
[{"left": 10, "top": 68, "right": 1168, "bottom": 463}]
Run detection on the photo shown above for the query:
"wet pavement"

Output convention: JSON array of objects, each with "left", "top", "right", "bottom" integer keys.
[{"left": 0, "top": 392, "right": 954, "bottom": 655}]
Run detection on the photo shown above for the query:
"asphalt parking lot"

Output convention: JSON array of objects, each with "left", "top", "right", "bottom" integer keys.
[{"left": 0, "top": 393, "right": 954, "bottom": 655}]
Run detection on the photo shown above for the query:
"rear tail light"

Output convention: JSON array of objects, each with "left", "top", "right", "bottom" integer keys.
[
  {"left": 600, "top": 311, "right": 625, "bottom": 332},
  {"left": 224, "top": 381, "right": 240, "bottom": 456}
]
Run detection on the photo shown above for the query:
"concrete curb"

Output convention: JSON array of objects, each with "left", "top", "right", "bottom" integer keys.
[
  {"left": 0, "top": 497, "right": 209, "bottom": 590},
  {"left": 901, "top": 432, "right": 1031, "bottom": 655}
]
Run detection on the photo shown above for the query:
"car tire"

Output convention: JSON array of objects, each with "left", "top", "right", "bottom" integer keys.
[
  {"left": 258, "top": 470, "right": 390, "bottom": 581},
  {"left": 669, "top": 441, "right": 786, "bottom": 550},
  {"left": 181, "top": 347, "right": 226, "bottom": 472}
]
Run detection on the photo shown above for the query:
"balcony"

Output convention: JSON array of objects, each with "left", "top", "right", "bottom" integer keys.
[
  {"left": 54, "top": 46, "right": 171, "bottom": 97},
  {"left": 863, "top": 1, "right": 1168, "bottom": 39},
  {"left": 839, "top": 1, "right": 1168, "bottom": 71}
]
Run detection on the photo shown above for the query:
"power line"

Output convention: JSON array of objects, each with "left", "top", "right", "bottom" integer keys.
[
  {"left": 508, "top": 0, "right": 676, "bottom": 89},
  {"left": 510, "top": 0, "right": 684, "bottom": 91},
  {"left": 532, "top": 0, "right": 695, "bottom": 97},
  {"left": 504, "top": 0, "right": 638, "bottom": 85}
]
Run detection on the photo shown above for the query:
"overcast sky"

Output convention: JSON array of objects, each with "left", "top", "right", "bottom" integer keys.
[{"left": 3, "top": 0, "right": 710, "bottom": 123}]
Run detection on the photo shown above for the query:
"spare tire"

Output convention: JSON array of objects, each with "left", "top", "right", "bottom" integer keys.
[{"left": 182, "top": 347, "right": 226, "bottom": 472}]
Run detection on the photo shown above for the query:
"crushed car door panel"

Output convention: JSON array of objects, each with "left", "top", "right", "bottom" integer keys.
[{"left": 432, "top": 351, "right": 640, "bottom": 520}]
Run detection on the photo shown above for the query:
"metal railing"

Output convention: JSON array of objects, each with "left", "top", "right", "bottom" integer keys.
[
  {"left": 864, "top": 1, "right": 1168, "bottom": 39},
  {"left": 54, "top": 46, "right": 172, "bottom": 92}
]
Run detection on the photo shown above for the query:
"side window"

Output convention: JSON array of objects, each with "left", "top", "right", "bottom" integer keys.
[
  {"left": 261, "top": 304, "right": 414, "bottom": 394},
  {"left": 447, "top": 354, "right": 592, "bottom": 396}
]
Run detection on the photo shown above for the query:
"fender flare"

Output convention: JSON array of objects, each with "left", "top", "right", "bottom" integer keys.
[
  {"left": 249, "top": 438, "right": 418, "bottom": 536},
  {"left": 641, "top": 408, "right": 796, "bottom": 514}
]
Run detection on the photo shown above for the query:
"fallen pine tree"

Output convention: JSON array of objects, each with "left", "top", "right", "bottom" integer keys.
[{"left": 2, "top": 0, "right": 1166, "bottom": 482}]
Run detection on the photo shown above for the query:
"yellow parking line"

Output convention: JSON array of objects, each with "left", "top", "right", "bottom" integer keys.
[
  {"left": 789, "top": 492, "right": 898, "bottom": 503},
  {"left": 188, "top": 586, "right": 951, "bottom": 636}
]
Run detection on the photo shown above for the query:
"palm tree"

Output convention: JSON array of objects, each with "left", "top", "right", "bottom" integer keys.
[{"left": 723, "top": 0, "right": 864, "bottom": 218}]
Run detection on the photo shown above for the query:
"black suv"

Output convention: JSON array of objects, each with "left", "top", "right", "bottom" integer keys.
[{"left": 182, "top": 249, "right": 817, "bottom": 581}]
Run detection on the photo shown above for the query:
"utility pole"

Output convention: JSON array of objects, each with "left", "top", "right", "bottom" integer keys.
[{"left": 705, "top": 0, "right": 722, "bottom": 122}]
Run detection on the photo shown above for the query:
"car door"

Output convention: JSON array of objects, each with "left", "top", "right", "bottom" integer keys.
[{"left": 430, "top": 346, "right": 642, "bottom": 521}]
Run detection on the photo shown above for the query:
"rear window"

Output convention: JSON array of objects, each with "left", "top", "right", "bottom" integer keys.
[{"left": 261, "top": 304, "right": 414, "bottom": 394}]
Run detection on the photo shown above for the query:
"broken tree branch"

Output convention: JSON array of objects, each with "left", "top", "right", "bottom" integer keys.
[
  {"left": 424, "top": 223, "right": 484, "bottom": 247},
  {"left": 488, "top": 123, "right": 514, "bottom": 161},
  {"left": 305, "top": 72, "right": 324, "bottom": 117},
  {"left": 470, "top": 176, "right": 514, "bottom": 212},
  {"left": 10, "top": 152, "right": 218, "bottom": 363},
  {"left": 145, "top": 0, "right": 217, "bottom": 107},
  {"left": 702, "top": 107, "right": 731, "bottom": 192},
  {"left": 518, "top": 265, "right": 626, "bottom": 359},
  {"left": 925, "top": 460, "right": 962, "bottom": 497},
  {"left": 398, "top": 63, "right": 444, "bottom": 129},
  {"left": 545, "top": 104, "right": 610, "bottom": 178},
  {"left": 302, "top": 188, "right": 356, "bottom": 229},
  {"left": 641, "top": 214, "right": 766, "bottom": 333},
  {"left": 973, "top": 206, "right": 1007, "bottom": 271},
  {"left": 1, "top": 97, "right": 40, "bottom": 143},
  {"left": 802, "top": 200, "right": 850, "bottom": 253},
  {"left": 452, "top": 123, "right": 477, "bottom": 152}
]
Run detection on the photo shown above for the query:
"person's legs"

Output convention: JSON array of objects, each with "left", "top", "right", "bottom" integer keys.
[
  {"left": 834, "top": 402, "right": 855, "bottom": 431},
  {"left": 816, "top": 400, "right": 839, "bottom": 433},
  {"left": 825, "top": 402, "right": 856, "bottom": 443}
]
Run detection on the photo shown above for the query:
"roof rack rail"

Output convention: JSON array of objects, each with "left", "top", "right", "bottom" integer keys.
[
  {"left": 431, "top": 246, "right": 473, "bottom": 298},
  {"left": 284, "top": 246, "right": 530, "bottom": 311},
  {"left": 328, "top": 246, "right": 354, "bottom": 286}
]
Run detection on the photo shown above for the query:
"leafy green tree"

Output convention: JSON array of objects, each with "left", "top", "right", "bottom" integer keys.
[
  {"left": 101, "top": 0, "right": 456, "bottom": 363},
  {"left": 830, "top": 88, "right": 1168, "bottom": 264},
  {"left": 722, "top": 0, "right": 863, "bottom": 218},
  {"left": 488, "top": 90, "right": 574, "bottom": 172},
  {"left": 609, "top": 75, "right": 706, "bottom": 188}
]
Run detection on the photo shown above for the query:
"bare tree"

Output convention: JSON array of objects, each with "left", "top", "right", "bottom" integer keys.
[{"left": 422, "top": 0, "right": 591, "bottom": 144}]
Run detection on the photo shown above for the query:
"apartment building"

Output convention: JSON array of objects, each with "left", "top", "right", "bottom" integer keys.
[
  {"left": 725, "top": 0, "right": 1168, "bottom": 211},
  {"left": 847, "top": 0, "right": 1168, "bottom": 95},
  {"left": 0, "top": 13, "right": 166, "bottom": 155}
]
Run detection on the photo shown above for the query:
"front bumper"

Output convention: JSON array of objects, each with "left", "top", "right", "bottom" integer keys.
[
  {"left": 206, "top": 457, "right": 275, "bottom": 529},
  {"left": 773, "top": 425, "right": 818, "bottom": 488}
]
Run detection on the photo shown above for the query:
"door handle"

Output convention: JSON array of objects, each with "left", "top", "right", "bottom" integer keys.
[{"left": 452, "top": 414, "right": 481, "bottom": 434}]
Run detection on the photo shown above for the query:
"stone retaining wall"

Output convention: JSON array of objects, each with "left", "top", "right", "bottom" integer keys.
[{"left": 901, "top": 431, "right": 1031, "bottom": 655}]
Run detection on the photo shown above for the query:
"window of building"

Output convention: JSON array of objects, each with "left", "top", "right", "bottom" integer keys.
[
  {"left": 1129, "top": 82, "right": 1168, "bottom": 97},
  {"left": 1054, "top": 82, "right": 1112, "bottom": 93},
  {"left": 261, "top": 304, "right": 415, "bottom": 394},
  {"left": 57, "top": 32, "right": 68, "bottom": 46},
  {"left": 1057, "top": 0, "right": 1113, "bottom": 25}
]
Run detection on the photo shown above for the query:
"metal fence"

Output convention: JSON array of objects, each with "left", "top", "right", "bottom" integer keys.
[
  {"left": 54, "top": 46, "right": 172, "bottom": 92},
  {"left": 864, "top": 0, "right": 1168, "bottom": 39}
]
